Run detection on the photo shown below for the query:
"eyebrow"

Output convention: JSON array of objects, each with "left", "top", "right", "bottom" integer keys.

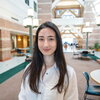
[{"left": 38, "top": 36, "right": 55, "bottom": 38}]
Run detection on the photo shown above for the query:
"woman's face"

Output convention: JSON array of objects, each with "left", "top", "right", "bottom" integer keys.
[{"left": 38, "top": 28, "right": 57, "bottom": 56}]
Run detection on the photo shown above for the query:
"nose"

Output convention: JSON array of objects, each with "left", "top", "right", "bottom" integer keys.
[{"left": 44, "top": 40, "right": 49, "bottom": 47}]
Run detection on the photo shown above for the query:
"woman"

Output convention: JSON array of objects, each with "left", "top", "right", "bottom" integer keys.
[{"left": 18, "top": 21, "right": 78, "bottom": 100}]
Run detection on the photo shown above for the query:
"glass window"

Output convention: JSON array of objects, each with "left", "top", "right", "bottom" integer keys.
[
  {"left": 93, "top": 0, "right": 100, "bottom": 16},
  {"left": 34, "top": 1, "right": 37, "bottom": 12},
  {"left": 25, "top": 0, "right": 29, "bottom": 6},
  {"left": 56, "top": 9, "right": 79, "bottom": 18}
]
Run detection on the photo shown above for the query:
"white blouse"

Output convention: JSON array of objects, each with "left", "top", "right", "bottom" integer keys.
[{"left": 18, "top": 64, "right": 79, "bottom": 100}]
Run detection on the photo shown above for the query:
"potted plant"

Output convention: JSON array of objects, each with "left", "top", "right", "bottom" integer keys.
[
  {"left": 94, "top": 42, "right": 100, "bottom": 51},
  {"left": 89, "top": 46, "right": 94, "bottom": 50}
]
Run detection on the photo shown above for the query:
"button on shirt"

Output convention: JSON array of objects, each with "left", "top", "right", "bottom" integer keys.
[{"left": 18, "top": 64, "right": 79, "bottom": 100}]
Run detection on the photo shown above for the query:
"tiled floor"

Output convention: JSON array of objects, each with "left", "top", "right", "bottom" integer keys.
[
  {"left": 0, "top": 56, "right": 26, "bottom": 74},
  {"left": 95, "top": 51, "right": 100, "bottom": 58},
  {"left": 0, "top": 53, "right": 100, "bottom": 100}
]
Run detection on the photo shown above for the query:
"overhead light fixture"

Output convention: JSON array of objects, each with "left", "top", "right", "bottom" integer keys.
[
  {"left": 82, "top": 27, "right": 93, "bottom": 50},
  {"left": 23, "top": 8, "right": 39, "bottom": 54},
  {"left": 82, "top": 27, "right": 93, "bottom": 33}
]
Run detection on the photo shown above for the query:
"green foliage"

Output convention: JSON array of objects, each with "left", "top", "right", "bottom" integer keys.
[
  {"left": 94, "top": 42, "right": 100, "bottom": 49},
  {"left": 89, "top": 46, "right": 94, "bottom": 50}
]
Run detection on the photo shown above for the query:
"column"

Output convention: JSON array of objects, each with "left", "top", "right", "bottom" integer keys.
[
  {"left": 0, "top": 30, "right": 12, "bottom": 61},
  {"left": 38, "top": 0, "right": 52, "bottom": 24},
  {"left": 83, "top": 0, "right": 100, "bottom": 48}
]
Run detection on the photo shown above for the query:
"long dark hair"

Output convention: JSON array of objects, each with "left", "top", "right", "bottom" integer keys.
[{"left": 23, "top": 21, "right": 69, "bottom": 94}]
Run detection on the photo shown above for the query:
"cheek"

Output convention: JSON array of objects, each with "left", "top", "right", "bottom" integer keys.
[
  {"left": 53, "top": 44, "right": 56, "bottom": 49},
  {"left": 53, "top": 42, "right": 57, "bottom": 50},
  {"left": 54, "top": 42, "right": 57, "bottom": 46},
  {"left": 38, "top": 41, "right": 44, "bottom": 51},
  {"left": 54, "top": 41, "right": 57, "bottom": 47},
  {"left": 38, "top": 41, "right": 41, "bottom": 49}
]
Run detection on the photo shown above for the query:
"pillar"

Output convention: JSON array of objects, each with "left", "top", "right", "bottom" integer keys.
[
  {"left": 0, "top": 30, "right": 12, "bottom": 61},
  {"left": 38, "top": 0, "right": 52, "bottom": 24}
]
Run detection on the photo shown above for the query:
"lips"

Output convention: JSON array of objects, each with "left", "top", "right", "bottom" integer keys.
[{"left": 43, "top": 48, "right": 51, "bottom": 52}]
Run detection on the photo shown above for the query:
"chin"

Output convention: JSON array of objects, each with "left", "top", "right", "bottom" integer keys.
[
  {"left": 42, "top": 52, "right": 54, "bottom": 56},
  {"left": 43, "top": 54, "right": 52, "bottom": 56}
]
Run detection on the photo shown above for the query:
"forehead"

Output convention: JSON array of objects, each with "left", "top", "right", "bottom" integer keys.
[{"left": 38, "top": 28, "right": 55, "bottom": 36}]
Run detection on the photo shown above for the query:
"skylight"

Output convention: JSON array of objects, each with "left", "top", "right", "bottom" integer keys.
[
  {"left": 57, "top": 1, "right": 79, "bottom": 6},
  {"left": 93, "top": 0, "right": 100, "bottom": 16}
]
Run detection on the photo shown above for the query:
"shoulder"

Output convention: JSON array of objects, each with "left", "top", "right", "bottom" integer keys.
[
  {"left": 66, "top": 65, "right": 76, "bottom": 79},
  {"left": 64, "top": 65, "right": 77, "bottom": 87},
  {"left": 23, "top": 63, "right": 31, "bottom": 82},
  {"left": 67, "top": 65, "right": 75, "bottom": 73},
  {"left": 24, "top": 62, "right": 31, "bottom": 71}
]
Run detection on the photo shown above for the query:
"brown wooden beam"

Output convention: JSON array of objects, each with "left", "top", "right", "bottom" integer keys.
[{"left": 55, "top": 5, "right": 81, "bottom": 10}]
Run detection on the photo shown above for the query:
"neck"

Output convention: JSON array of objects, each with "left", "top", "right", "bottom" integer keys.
[{"left": 43, "top": 55, "right": 55, "bottom": 68}]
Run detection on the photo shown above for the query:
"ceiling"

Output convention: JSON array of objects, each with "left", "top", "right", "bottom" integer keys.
[
  {"left": 51, "top": 0, "right": 100, "bottom": 40},
  {"left": 51, "top": 0, "right": 85, "bottom": 39}
]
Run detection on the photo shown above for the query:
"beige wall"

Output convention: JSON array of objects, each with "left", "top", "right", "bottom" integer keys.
[
  {"left": 83, "top": 1, "right": 100, "bottom": 48},
  {"left": 0, "top": 18, "right": 28, "bottom": 61},
  {"left": 38, "top": 0, "right": 52, "bottom": 24},
  {"left": 0, "top": 29, "right": 11, "bottom": 61}
]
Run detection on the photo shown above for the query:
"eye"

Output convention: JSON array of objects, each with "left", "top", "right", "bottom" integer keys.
[
  {"left": 38, "top": 38, "right": 44, "bottom": 41},
  {"left": 48, "top": 38, "right": 55, "bottom": 41}
]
